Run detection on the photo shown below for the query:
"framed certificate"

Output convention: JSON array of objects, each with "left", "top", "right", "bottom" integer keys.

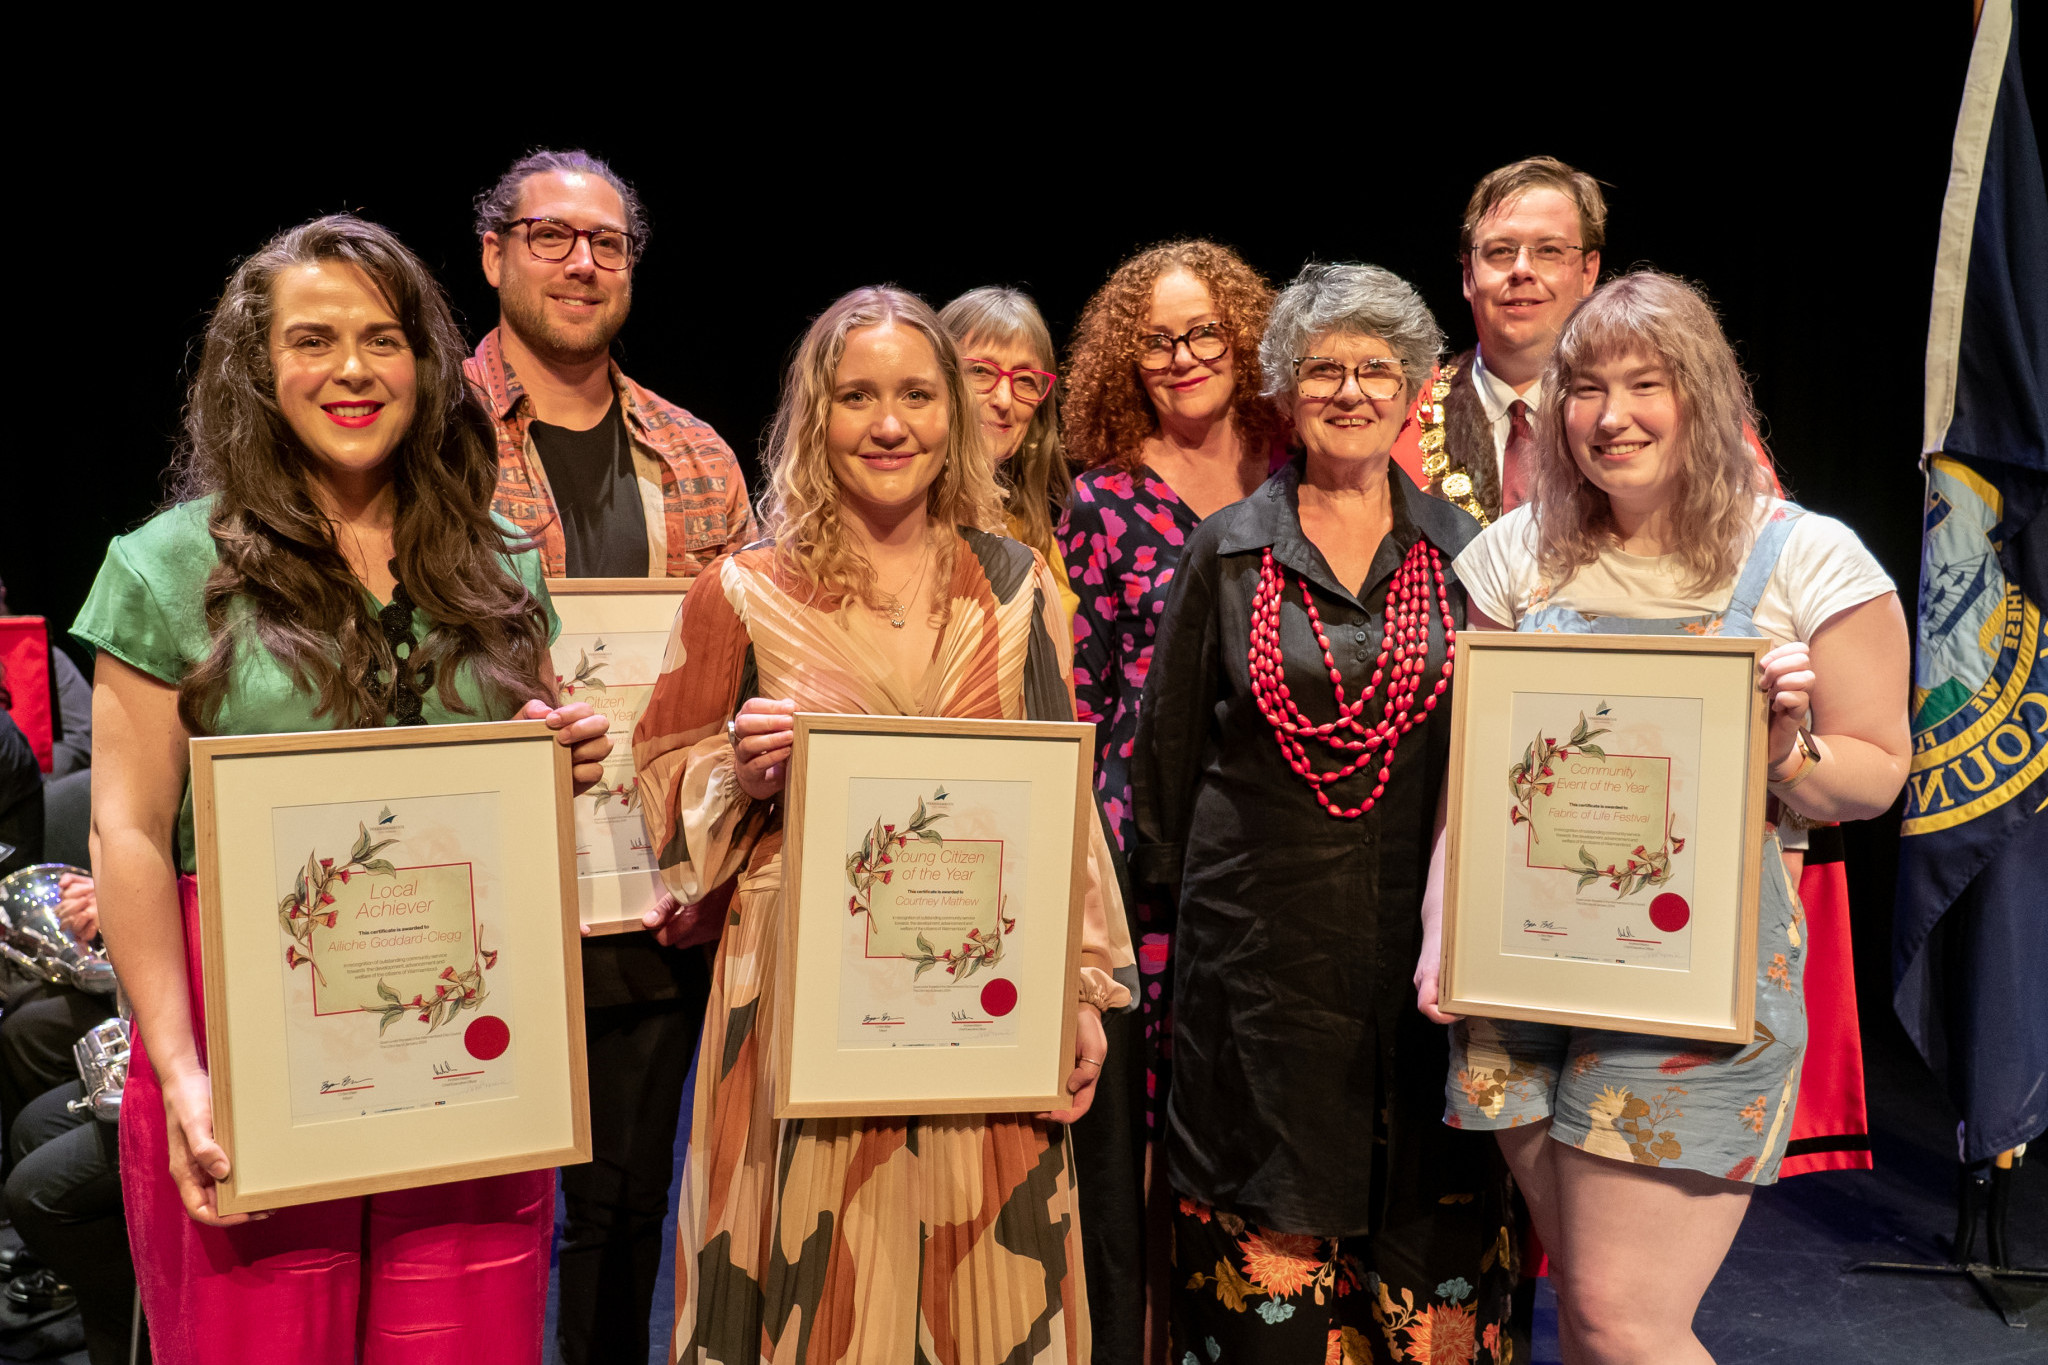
[
  {"left": 775, "top": 714, "right": 1094, "bottom": 1119},
  {"left": 545, "top": 578, "right": 688, "bottom": 935},
  {"left": 1439, "top": 633, "right": 1771, "bottom": 1043},
  {"left": 190, "top": 720, "right": 590, "bottom": 1213}
]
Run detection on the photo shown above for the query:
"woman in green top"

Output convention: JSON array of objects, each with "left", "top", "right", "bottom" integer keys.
[{"left": 74, "top": 215, "right": 611, "bottom": 1365}]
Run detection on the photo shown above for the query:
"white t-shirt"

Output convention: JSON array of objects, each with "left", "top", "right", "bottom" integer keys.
[{"left": 1452, "top": 499, "right": 1896, "bottom": 649}]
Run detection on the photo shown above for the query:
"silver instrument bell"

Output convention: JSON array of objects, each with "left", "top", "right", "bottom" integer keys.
[{"left": 0, "top": 863, "right": 118, "bottom": 995}]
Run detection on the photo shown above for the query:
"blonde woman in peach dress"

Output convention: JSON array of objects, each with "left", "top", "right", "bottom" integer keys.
[{"left": 634, "top": 287, "right": 1135, "bottom": 1364}]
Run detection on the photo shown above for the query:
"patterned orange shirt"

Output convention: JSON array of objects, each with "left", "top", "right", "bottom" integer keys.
[{"left": 466, "top": 327, "right": 754, "bottom": 582}]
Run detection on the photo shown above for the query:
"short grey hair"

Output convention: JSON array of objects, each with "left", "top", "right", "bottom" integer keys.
[{"left": 1260, "top": 262, "right": 1444, "bottom": 404}]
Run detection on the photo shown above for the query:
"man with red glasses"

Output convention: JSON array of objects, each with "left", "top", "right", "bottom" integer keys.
[
  {"left": 1402, "top": 156, "right": 1605, "bottom": 524},
  {"left": 468, "top": 148, "right": 752, "bottom": 1365}
]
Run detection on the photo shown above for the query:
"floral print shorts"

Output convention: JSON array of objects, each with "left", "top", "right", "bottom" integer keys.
[{"left": 1443, "top": 840, "right": 1809, "bottom": 1185}]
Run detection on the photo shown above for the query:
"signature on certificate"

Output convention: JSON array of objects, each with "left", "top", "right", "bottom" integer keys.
[
  {"left": 319, "top": 1075, "right": 373, "bottom": 1093},
  {"left": 860, "top": 1013, "right": 902, "bottom": 1026}
]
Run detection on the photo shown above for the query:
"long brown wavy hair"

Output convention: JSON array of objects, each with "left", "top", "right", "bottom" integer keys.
[
  {"left": 937, "top": 286, "right": 1071, "bottom": 560},
  {"left": 173, "top": 215, "right": 554, "bottom": 734},
  {"left": 1063, "top": 240, "right": 1286, "bottom": 472},
  {"left": 759, "top": 286, "right": 1004, "bottom": 612},
  {"left": 1529, "top": 271, "right": 1776, "bottom": 593}
]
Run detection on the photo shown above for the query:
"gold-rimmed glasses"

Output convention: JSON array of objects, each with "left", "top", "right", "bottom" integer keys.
[
  {"left": 1293, "top": 356, "right": 1406, "bottom": 401},
  {"left": 1470, "top": 240, "right": 1587, "bottom": 274}
]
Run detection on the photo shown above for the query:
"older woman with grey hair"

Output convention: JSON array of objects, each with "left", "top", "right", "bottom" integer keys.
[{"left": 1131, "top": 263, "right": 1521, "bottom": 1361}]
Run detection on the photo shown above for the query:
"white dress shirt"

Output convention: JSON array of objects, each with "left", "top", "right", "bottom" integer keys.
[{"left": 1470, "top": 348, "right": 1543, "bottom": 482}]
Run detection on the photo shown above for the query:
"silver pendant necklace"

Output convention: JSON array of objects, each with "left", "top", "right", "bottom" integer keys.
[{"left": 878, "top": 540, "right": 932, "bottom": 630}]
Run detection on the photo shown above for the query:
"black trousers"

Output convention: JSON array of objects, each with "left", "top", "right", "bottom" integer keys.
[
  {"left": 554, "top": 974, "right": 709, "bottom": 1365},
  {"left": 5, "top": 1081, "right": 146, "bottom": 1365},
  {"left": 1070, "top": 1005, "right": 1146, "bottom": 1365},
  {"left": 0, "top": 982, "right": 110, "bottom": 1169}
]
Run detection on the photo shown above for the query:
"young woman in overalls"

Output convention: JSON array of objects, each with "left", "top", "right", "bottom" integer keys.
[{"left": 1415, "top": 272, "right": 1910, "bottom": 1364}]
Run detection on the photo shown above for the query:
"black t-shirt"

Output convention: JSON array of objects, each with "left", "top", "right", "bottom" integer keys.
[{"left": 528, "top": 396, "right": 649, "bottom": 579}]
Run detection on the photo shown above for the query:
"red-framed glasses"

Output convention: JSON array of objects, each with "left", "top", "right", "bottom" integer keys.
[{"left": 962, "top": 358, "right": 1058, "bottom": 406}]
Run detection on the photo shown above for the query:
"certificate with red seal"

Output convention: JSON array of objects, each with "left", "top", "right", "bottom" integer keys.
[
  {"left": 836, "top": 778, "right": 1029, "bottom": 1049},
  {"left": 271, "top": 795, "right": 518, "bottom": 1125},
  {"left": 775, "top": 715, "right": 1094, "bottom": 1118},
  {"left": 191, "top": 721, "right": 590, "bottom": 1213},
  {"left": 1440, "top": 635, "right": 1772, "bottom": 1044},
  {"left": 1500, "top": 692, "right": 1703, "bottom": 972}
]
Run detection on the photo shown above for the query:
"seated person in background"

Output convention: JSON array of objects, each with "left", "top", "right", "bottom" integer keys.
[
  {"left": 0, "top": 578, "right": 93, "bottom": 782},
  {"left": 8, "top": 1070, "right": 147, "bottom": 1365},
  {"left": 0, "top": 871, "right": 111, "bottom": 1170},
  {"left": 0, "top": 685, "right": 42, "bottom": 877}
]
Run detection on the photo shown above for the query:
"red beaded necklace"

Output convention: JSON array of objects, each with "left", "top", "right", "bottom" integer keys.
[{"left": 1248, "top": 538, "right": 1457, "bottom": 819}]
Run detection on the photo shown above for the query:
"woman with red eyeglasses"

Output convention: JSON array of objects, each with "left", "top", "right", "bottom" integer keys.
[{"left": 938, "top": 287, "right": 1080, "bottom": 619}]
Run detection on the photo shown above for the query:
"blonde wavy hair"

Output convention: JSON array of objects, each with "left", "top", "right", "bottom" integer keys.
[
  {"left": 937, "top": 286, "right": 1071, "bottom": 561},
  {"left": 760, "top": 286, "right": 1004, "bottom": 609},
  {"left": 1530, "top": 272, "right": 1775, "bottom": 593}
]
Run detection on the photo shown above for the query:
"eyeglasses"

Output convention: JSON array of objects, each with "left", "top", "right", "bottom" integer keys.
[
  {"left": 1136, "top": 322, "right": 1230, "bottom": 371},
  {"left": 502, "top": 217, "right": 637, "bottom": 272},
  {"left": 1293, "top": 356, "right": 1406, "bottom": 401},
  {"left": 1471, "top": 240, "right": 1587, "bottom": 273},
  {"left": 963, "top": 358, "right": 1057, "bottom": 406}
]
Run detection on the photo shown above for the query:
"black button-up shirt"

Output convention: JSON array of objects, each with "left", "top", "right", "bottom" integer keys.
[{"left": 1133, "top": 460, "right": 1481, "bottom": 1235}]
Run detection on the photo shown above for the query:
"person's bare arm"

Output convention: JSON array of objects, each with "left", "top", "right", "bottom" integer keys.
[
  {"left": 1759, "top": 593, "right": 1911, "bottom": 823},
  {"left": 1414, "top": 781, "right": 1460, "bottom": 1024},
  {"left": 92, "top": 656, "right": 260, "bottom": 1226}
]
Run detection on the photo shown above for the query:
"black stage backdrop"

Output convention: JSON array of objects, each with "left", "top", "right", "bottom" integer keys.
[{"left": 9, "top": 23, "right": 1988, "bottom": 1028}]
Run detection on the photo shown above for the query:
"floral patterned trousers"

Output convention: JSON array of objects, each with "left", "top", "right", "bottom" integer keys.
[{"left": 1170, "top": 1193, "right": 1518, "bottom": 1365}]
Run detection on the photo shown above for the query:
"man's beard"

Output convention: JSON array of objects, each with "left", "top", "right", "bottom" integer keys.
[{"left": 500, "top": 281, "right": 630, "bottom": 366}]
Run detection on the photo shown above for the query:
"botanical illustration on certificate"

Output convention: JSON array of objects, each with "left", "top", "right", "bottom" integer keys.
[
  {"left": 270, "top": 793, "right": 517, "bottom": 1124},
  {"left": 1501, "top": 692, "right": 1703, "bottom": 970},
  {"left": 552, "top": 630, "right": 666, "bottom": 879},
  {"left": 837, "top": 778, "right": 1030, "bottom": 1049}
]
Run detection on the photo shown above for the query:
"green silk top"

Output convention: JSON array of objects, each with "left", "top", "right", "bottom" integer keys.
[{"left": 71, "top": 496, "right": 559, "bottom": 873}]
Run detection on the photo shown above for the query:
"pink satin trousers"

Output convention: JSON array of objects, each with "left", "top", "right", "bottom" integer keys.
[{"left": 119, "top": 877, "right": 553, "bottom": 1364}]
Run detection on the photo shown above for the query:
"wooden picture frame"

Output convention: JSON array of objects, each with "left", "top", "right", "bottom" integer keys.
[
  {"left": 774, "top": 714, "right": 1095, "bottom": 1119},
  {"left": 1439, "top": 633, "right": 1772, "bottom": 1044},
  {"left": 190, "top": 720, "right": 590, "bottom": 1213},
  {"left": 544, "top": 578, "right": 690, "bottom": 935}
]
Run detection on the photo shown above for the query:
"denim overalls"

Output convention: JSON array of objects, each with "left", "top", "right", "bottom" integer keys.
[{"left": 1445, "top": 502, "right": 1810, "bottom": 1184}]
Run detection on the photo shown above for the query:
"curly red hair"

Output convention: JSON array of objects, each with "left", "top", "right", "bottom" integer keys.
[{"left": 1063, "top": 240, "right": 1286, "bottom": 471}]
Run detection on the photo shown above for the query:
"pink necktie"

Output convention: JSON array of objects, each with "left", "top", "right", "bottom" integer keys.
[{"left": 1502, "top": 399, "right": 1533, "bottom": 514}]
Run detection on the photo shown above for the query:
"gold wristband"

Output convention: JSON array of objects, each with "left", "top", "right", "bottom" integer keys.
[{"left": 1768, "top": 726, "right": 1822, "bottom": 791}]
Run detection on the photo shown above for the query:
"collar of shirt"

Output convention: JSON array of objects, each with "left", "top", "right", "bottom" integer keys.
[
  {"left": 1214, "top": 458, "right": 1428, "bottom": 610},
  {"left": 1470, "top": 345, "right": 1542, "bottom": 425},
  {"left": 469, "top": 326, "right": 657, "bottom": 443}
]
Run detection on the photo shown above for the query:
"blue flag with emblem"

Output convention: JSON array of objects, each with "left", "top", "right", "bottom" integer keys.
[{"left": 1894, "top": 0, "right": 2048, "bottom": 1163}]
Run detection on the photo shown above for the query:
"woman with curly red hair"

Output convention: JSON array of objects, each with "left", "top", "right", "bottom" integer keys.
[{"left": 1057, "top": 240, "right": 1286, "bottom": 1362}]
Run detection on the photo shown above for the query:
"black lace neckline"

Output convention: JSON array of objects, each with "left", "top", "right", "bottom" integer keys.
[{"left": 365, "top": 562, "right": 432, "bottom": 726}]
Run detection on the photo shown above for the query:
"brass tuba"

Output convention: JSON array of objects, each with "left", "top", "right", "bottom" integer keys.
[{"left": 0, "top": 863, "right": 117, "bottom": 995}]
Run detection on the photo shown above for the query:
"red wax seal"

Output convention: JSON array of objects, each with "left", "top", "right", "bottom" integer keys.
[
  {"left": 1649, "top": 894, "right": 1691, "bottom": 934},
  {"left": 465, "top": 1015, "right": 511, "bottom": 1061},
  {"left": 980, "top": 978, "right": 1018, "bottom": 1018}
]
